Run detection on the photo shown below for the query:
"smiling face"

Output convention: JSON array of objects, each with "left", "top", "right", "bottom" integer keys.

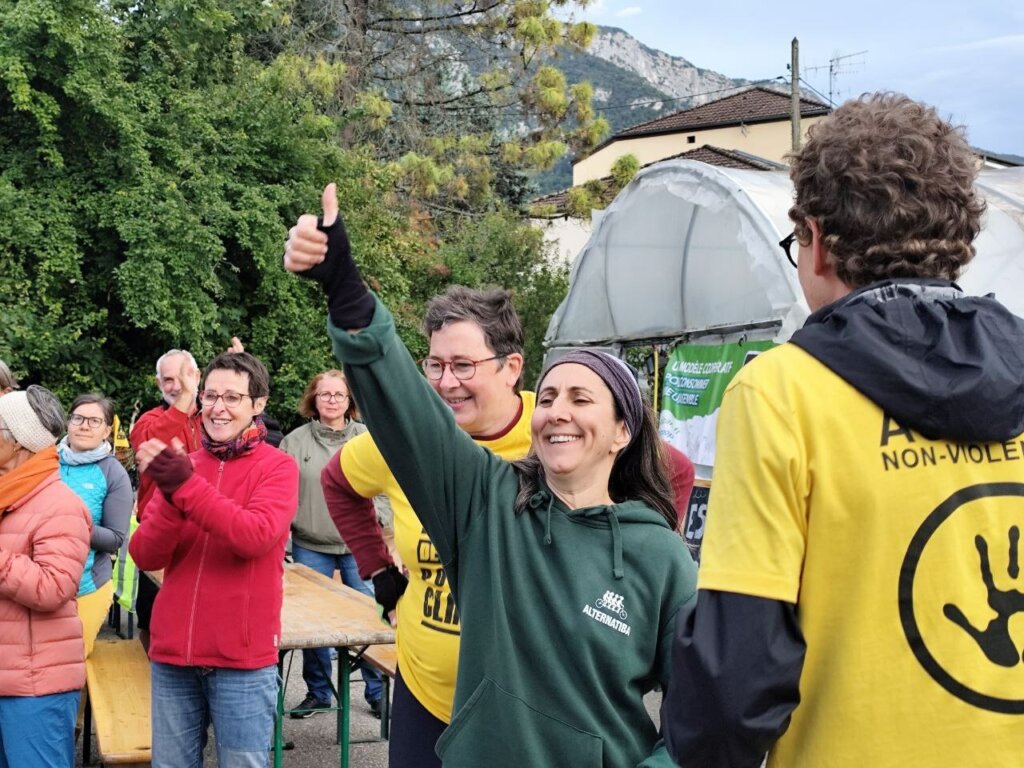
[
  {"left": 531, "top": 363, "right": 630, "bottom": 489},
  {"left": 427, "top": 320, "right": 523, "bottom": 436},
  {"left": 201, "top": 368, "right": 266, "bottom": 444},
  {"left": 68, "top": 402, "right": 112, "bottom": 452},
  {"left": 156, "top": 353, "right": 187, "bottom": 405}
]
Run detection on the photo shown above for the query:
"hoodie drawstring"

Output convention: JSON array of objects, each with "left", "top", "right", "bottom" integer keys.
[
  {"left": 528, "top": 490, "right": 624, "bottom": 578},
  {"left": 580, "top": 506, "right": 625, "bottom": 580},
  {"left": 607, "top": 511, "right": 624, "bottom": 580},
  {"left": 528, "top": 492, "right": 555, "bottom": 546}
]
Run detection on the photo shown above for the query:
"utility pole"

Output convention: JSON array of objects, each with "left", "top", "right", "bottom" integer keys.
[{"left": 791, "top": 38, "right": 801, "bottom": 152}]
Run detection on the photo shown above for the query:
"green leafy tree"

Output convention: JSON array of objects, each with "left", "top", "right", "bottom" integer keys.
[
  {"left": 0, "top": 0, "right": 574, "bottom": 429},
  {"left": 263, "top": 0, "right": 606, "bottom": 212},
  {"left": 402, "top": 207, "right": 568, "bottom": 385},
  {"left": 0, "top": 0, "right": 421, "bottom": 428}
]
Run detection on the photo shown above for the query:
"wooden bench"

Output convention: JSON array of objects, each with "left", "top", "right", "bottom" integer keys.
[
  {"left": 84, "top": 639, "right": 152, "bottom": 767},
  {"left": 359, "top": 643, "right": 397, "bottom": 739}
]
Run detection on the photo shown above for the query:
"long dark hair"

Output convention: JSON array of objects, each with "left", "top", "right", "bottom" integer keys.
[{"left": 513, "top": 403, "right": 677, "bottom": 529}]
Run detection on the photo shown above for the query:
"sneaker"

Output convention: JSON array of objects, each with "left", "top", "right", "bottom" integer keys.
[
  {"left": 368, "top": 697, "right": 383, "bottom": 719},
  {"left": 290, "top": 693, "right": 331, "bottom": 719}
]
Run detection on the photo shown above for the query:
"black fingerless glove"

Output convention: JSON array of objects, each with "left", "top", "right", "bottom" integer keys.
[
  {"left": 372, "top": 565, "right": 409, "bottom": 616},
  {"left": 298, "top": 214, "right": 375, "bottom": 329}
]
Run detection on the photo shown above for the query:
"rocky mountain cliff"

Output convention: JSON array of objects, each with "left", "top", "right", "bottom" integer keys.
[
  {"left": 586, "top": 26, "right": 747, "bottom": 107},
  {"left": 534, "top": 26, "right": 749, "bottom": 194}
]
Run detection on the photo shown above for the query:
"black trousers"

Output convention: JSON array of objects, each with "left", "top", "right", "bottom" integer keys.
[{"left": 389, "top": 666, "right": 447, "bottom": 768}]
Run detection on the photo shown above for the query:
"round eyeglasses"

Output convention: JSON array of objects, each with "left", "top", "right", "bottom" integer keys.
[
  {"left": 420, "top": 356, "right": 503, "bottom": 382},
  {"left": 779, "top": 232, "right": 798, "bottom": 268},
  {"left": 69, "top": 414, "right": 105, "bottom": 428}
]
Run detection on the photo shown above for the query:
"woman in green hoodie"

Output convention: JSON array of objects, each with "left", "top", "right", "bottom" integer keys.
[{"left": 284, "top": 185, "right": 698, "bottom": 767}]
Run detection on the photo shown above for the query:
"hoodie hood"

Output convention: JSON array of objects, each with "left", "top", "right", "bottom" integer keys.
[
  {"left": 790, "top": 278, "right": 1024, "bottom": 443},
  {"left": 525, "top": 480, "right": 672, "bottom": 580}
]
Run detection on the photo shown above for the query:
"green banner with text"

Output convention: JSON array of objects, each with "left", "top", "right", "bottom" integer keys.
[{"left": 659, "top": 341, "right": 774, "bottom": 467}]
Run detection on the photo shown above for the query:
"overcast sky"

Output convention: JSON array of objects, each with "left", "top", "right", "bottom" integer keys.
[{"left": 576, "top": 0, "right": 1023, "bottom": 156}]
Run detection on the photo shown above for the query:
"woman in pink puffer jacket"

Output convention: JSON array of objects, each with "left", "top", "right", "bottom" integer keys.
[{"left": 0, "top": 385, "right": 91, "bottom": 768}]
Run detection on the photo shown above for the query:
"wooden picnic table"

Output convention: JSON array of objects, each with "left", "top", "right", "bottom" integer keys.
[{"left": 147, "top": 563, "right": 394, "bottom": 768}]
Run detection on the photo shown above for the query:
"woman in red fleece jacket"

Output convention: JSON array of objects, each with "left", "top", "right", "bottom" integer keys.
[{"left": 129, "top": 351, "right": 298, "bottom": 768}]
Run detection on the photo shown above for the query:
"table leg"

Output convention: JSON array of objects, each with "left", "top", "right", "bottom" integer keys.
[
  {"left": 338, "top": 648, "right": 351, "bottom": 768},
  {"left": 274, "top": 657, "right": 285, "bottom": 768}
]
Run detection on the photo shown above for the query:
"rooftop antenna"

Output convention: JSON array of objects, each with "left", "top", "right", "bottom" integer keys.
[{"left": 806, "top": 50, "right": 867, "bottom": 105}]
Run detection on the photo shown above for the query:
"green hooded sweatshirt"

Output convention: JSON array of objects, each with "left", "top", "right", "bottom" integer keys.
[{"left": 330, "top": 298, "right": 697, "bottom": 768}]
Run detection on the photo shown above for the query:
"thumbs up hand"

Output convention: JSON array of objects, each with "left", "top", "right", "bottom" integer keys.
[
  {"left": 283, "top": 183, "right": 375, "bottom": 328},
  {"left": 284, "top": 183, "right": 344, "bottom": 278}
]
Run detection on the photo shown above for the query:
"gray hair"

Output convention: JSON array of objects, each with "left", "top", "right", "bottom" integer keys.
[
  {"left": 0, "top": 359, "right": 18, "bottom": 392},
  {"left": 26, "top": 385, "right": 66, "bottom": 439},
  {"left": 155, "top": 349, "right": 198, "bottom": 378}
]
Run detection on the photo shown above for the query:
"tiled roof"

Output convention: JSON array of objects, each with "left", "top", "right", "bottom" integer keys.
[
  {"left": 531, "top": 187, "right": 571, "bottom": 209},
  {"left": 530, "top": 145, "right": 783, "bottom": 215},
  {"left": 613, "top": 86, "right": 830, "bottom": 140},
  {"left": 659, "top": 145, "right": 787, "bottom": 171}
]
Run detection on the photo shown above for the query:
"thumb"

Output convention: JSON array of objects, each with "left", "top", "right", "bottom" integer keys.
[
  {"left": 170, "top": 437, "right": 187, "bottom": 455},
  {"left": 322, "top": 183, "right": 338, "bottom": 227}
]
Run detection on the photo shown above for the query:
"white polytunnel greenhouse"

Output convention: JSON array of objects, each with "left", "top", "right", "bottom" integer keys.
[
  {"left": 543, "top": 160, "right": 1024, "bottom": 559},
  {"left": 546, "top": 160, "right": 1024, "bottom": 349}
]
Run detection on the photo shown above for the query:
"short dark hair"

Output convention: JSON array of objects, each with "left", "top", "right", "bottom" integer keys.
[
  {"left": 422, "top": 285, "right": 525, "bottom": 391},
  {"left": 204, "top": 352, "right": 270, "bottom": 398},
  {"left": 297, "top": 369, "right": 355, "bottom": 421},
  {"left": 70, "top": 394, "right": 115, "bottom": 426},
  {"left": 788, "top": 92, "right": 985, "bottom": 287}
]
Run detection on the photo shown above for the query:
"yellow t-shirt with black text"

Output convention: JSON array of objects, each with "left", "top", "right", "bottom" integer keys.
[
  {"left": 340, "top": 392, "right": 535, "bottom": 723},
  {"left": 701, "top": 343, "right": 1024, "bottom": 768}
]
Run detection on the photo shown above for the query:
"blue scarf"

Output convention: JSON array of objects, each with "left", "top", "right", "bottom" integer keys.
[{"left": 57, "top": 436, "right": 112, "bottom": 466}]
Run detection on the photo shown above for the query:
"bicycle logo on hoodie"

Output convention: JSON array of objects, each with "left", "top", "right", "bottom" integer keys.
[
  {"left": 583, "top": 590, "right": 632, "bottom": 636},
  {"left": 595, "top": 590, "right": 628, "bottom": 619}
]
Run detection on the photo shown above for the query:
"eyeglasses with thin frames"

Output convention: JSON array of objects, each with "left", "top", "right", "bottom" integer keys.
[
  {"left": 69, "top": 414, "right": 106, "bottom": 429},
  {"left": 315, "top": 392, "right": 349, "bottom": 402},
  {"left": 198, "top": 390, "right": 254, "bottom": 408},
  {"left": 420, "top": 355, "right": 504, "bottom": 382},
  {"left": 779, "top": 232, "right": 799, "bottom": 268}
]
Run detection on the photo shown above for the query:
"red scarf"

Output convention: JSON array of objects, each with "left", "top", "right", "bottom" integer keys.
[{"left": 200, "top": 417, "right": 267, "bottom": 461}]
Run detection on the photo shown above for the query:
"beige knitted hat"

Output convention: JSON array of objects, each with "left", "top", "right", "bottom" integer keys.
[{"left": 0, "top": 391, "right": 58, "bottom": 452}]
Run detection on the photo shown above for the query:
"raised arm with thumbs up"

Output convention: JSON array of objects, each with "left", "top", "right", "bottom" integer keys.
[{"left": 284, "top": 183, "right": 375, "bottom": 329}]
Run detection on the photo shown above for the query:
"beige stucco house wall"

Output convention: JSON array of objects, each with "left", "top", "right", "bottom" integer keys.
[{"left": 573, "top": 116, "right": 829, "bottom": 185}]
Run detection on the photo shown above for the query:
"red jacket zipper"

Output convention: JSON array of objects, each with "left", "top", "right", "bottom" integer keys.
[{"left": 184, "top": 459, "right": 224, "bottom": 664}]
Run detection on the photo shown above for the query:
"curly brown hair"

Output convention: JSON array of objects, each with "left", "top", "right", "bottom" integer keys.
[
  {"left": 297, "top": 369, "right": 355, "bottom": 421},
  {"left": 788, "top": 93, "right": 985, "bottom": 287}
]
